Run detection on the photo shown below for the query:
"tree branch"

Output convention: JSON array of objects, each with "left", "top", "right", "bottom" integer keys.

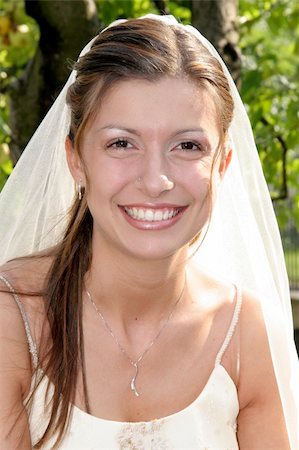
[
  {"left": 9, "top": 0, "right": 100, "bottom": 163},
  {"left": 261, "top": 117, "right": 288, "bottom": 202},
  {"left": 191, "top": 0, "right": 241, "bottom": 86},
  {"left": 152, "top": 0, "right": 170, "bottom": 15}
]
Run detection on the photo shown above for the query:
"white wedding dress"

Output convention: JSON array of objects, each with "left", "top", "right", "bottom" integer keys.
[{"left": 1, "top": 273, "right": 241, "bottom": 450}]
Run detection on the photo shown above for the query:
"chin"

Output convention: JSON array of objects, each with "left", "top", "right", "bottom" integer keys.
[{"left": 121, "top": 239, "right": 190, "bottom": 262}]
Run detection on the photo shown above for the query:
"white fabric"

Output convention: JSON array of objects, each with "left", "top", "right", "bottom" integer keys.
[
  {"left": 29, "top": 365, "right": 239, "bottom": 450},
  {"left": 0, "top": 13, "right": 298, "bottom": 447}
]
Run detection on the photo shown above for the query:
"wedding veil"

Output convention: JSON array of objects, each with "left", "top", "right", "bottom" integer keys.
[{"left": 0, "top": 14, "right": 298, "bottom": 447}]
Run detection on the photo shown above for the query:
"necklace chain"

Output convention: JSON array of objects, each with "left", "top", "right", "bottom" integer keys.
[{"left": 86, "top": 280, "right": 185, "bottom": 397}]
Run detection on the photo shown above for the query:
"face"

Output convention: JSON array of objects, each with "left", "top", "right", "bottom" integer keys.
[{"left": 67, "top": 77, "right": 231, "bottom": 261}]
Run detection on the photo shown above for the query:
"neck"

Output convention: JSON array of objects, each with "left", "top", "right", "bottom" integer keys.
[{"left": 85, "top": 238, "right": 188, "bottom": 323}]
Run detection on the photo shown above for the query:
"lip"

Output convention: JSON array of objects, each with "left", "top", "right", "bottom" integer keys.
[{"left": 118, "top": 204, "right": 188, "bottom": 230}]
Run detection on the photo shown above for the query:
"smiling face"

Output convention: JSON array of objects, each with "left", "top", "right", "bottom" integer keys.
[{"left": 67, "top": 77, "right": 230, "bottom": 261}]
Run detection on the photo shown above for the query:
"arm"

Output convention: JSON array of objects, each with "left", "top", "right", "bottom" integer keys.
[
  {"left": 0, "top": 289, "right": 32, "bottom": 449},
  {"left": 237, "top": 291, "right": 290, "bottom": 449}
]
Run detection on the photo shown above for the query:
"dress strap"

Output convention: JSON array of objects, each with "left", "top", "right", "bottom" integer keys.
[
  {"left": 0, "top": 274, "right": 38, "bottom": 368},
  {"left": 215, "top": 286, "right": 242, "bottom": 366}
]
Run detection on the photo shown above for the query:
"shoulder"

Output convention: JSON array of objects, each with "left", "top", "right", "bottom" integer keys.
[
  {"left": 187, "top": 261, "right": 277, "bottom": 376},
  {"left": 187, "top": 260, "right": 266, "bottom": 324},
  {"left": 186, "top": 262, "right": 242, "bottom": 369},
  {"left": 0, "top": 273, "right": 33, "bottom": 402},
  {"left": 239, "top": 288, "right": 272, "bottom": 363},
  {"left": 0, "top": 252, "right": 54, "bottom": 381},
  {"left": 234, "top": 292, "right": 290, "bottom": 446},
  {"left": 0, "top": 252, "right": 54, "bottom": 335},
  {"left": 236, "top": 288, "right": 281, "bottom": 409},
  {"left": 0, "top": 251, "right": 54, "bottom": 293},
  {"left": 0, "top": 265, "right": 36, "bottom": 446},
  {"left": 186, "top": 261, "right": 238, "bottom": 317}
]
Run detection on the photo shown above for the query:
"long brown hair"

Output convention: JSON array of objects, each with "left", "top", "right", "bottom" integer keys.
[{"left": 26, "top": 18, "right": 234, "bottom": 447}]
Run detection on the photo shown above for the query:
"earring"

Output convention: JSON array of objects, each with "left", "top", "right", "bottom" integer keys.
[
  {"left": 77, "top": 180, "right": 83, "bottom": 201},
  {"left": 137, "top": 176, "right": 142, "bottom": 183}
]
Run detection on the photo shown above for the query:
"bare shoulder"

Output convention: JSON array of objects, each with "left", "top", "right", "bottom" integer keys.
[
  {"left": 187, "top": 261, "right": 237, "bottom": 314},
  {"left": 0, "top": 252, "right": 55, "bottom": 372},
  {"left": 186, "top": 262, "right": 242, "bottom": 370},
  {"left": 235, "top": 292, "right": 290, "bottom": 447},
  {"left": 187, "top": 263, "right": 275, "bottom": 377},
  {"left": 0, "top": 278, "right": 32, "bottom": 382},
  {"left": 0, "top": 265, "right": 35, "bottom": 445},
  {"left": 0, "top": 254, "right": 51, "bottom": 415},
  {"left": 0, "top": 252, "right": 54, "bottom": 447},
  {"left": 237, "top": 289, "right": 276, "bottom": 402},
  {"left": 188, "top": 261, "right": 267, "bottom": 325},
  {"left": 237, "top": 289, "right": 291, "bottom": 446},
  {"left": 0, "top": 252, "right": 54, "bottom": 346},
  {"left": 0, "top": 274, "right": 34, "bottom": 447},
  {"left": 0, "top": 251, "right": 54, "bottom": 293}
]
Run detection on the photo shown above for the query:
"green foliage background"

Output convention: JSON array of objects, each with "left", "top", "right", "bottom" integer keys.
[
  {"left": 239, "top": 0, "right": 299, "bottom": 230},
  {"left": 0, "top": 0, "right": 298, "bottom": 229}
]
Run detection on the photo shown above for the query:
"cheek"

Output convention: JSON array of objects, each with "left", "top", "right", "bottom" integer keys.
[
  {"left": 180, "top": 163, "right": 211, "bottom": 198},
  {"left": 181, "top": 165, "right": 213, "bottom": 225},
  {"left": 85, "top": 156, "right": 135, "bottom": 197}
]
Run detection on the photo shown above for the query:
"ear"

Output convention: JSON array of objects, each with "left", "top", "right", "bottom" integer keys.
[
  {"left": 65, "top": 136, "right": 85, "bottom": 184},
  {"left": 218, "top": 147, "right": 232, "bottom": 180}
]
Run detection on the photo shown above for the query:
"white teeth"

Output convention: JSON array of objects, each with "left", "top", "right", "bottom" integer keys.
[
  {"left": 162, "top": 210, "right": 169, "bottom": 220},
  {"left": 145, "top": 210, "right": 154, "bottom": 221},
  {"left": 154, "top": 210, "right": 163, "bottom": 221},
  {"left": 124, "top": 207, "right": 181, "bottom": 222}
]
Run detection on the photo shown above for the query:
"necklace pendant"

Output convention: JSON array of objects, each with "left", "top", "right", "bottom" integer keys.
[
  {"left": 130, "top": 363, "right": 140, "bottom": 397},
  {"left": 130, "top": 378, "right": 140, "bottom": 397}
]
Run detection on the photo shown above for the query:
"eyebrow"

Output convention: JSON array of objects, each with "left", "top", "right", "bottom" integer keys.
[
  {"left": 97, "top": 125, "right": 208, "bottom": 137},
  {"left": 96, "top": 125, "right": 142, "bottom": 136},
  {"left": 172, "top": 127, "right": 207, "bottom": 136}
]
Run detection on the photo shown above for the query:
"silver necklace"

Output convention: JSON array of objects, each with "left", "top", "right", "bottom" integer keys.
[{"left": 86, "top": 282, "right": 185, "bottom": 397}]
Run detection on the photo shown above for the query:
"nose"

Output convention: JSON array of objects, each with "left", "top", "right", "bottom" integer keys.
[{"left": 136, "top": 153, "right": 174, "bottom": 198}]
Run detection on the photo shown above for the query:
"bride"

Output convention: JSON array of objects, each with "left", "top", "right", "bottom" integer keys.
[{"left": 0, "top": 15, "right": 298, "bottom": 449}]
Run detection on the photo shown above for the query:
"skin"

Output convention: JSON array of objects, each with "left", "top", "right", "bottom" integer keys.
[
  {"left": 71, "top": 77, "right": 225, "bottom": 262},
  {"left": 0, "top": 77, "right": 290, "bottom": 449}
]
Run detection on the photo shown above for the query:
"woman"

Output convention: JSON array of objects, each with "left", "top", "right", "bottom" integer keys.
[{"left": 0, "top": 15, "right": 298, "bottom": 449}]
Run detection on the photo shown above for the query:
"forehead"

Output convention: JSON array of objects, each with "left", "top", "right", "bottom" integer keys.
[{"left": 87, "top": 77, "right": 219, "bottom": 142}]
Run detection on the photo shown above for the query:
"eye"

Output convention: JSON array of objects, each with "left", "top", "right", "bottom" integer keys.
[
  {"left": 107, "top": 139, "right": 133, "bottom": 149},
  {"left": 178, "top": 141, "right": 203, "bottom": 152}
]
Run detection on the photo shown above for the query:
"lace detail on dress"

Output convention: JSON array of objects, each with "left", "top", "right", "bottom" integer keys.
[{"left": 117, "top": 420, "right": 173, "bottom": 450}]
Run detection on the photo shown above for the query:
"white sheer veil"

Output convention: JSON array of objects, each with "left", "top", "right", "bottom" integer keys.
[{"left": 0, "top": 14, "right": 298, "bottom": 446}]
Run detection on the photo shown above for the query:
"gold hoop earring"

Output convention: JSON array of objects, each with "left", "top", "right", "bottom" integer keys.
[{"left": 77, "top": 181, "right": 83, "bottom": 201}]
